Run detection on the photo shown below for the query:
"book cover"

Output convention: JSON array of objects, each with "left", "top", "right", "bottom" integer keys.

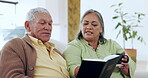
[{"left": 76, "top": 55, "right": 121, "bottom": 78}]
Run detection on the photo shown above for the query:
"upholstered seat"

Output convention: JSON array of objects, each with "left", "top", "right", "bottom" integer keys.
[{"left": 49, "top": 39, "right": 67, "bottom": 53}]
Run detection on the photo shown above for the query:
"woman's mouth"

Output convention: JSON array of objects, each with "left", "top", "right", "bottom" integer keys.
[{"left": 85, "top": 31, "right": 93, "bottom": 35}]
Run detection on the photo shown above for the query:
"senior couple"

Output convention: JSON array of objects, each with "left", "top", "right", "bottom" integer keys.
[{"left": 0, "top": 7, "right": 135, "bottom": 78}]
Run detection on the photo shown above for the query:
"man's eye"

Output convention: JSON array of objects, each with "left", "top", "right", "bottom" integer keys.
[
  {"left": 48, "top": 23, "right": 52, "bottom": 26},
  {"left": 40, "top": 22, "right": 45, "bottom": 24}
]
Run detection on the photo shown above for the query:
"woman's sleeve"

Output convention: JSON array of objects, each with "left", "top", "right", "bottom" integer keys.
[
  {"left": 113, "top": 40, "right": 136, "bottom": 78},
  {"left": 63, "top": 44, "right": 82, "bottom": 78}
]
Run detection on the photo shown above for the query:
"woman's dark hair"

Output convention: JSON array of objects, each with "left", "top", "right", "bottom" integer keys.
[{"left": 77, "top": 9, "right": 106, "bottom": 44}]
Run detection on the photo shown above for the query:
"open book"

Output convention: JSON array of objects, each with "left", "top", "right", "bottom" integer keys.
[{"left": 76, "top": 55, "right": 122, "bottom": 78}]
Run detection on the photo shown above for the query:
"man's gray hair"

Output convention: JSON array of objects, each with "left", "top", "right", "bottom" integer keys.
[{"left": 26, "top": 7, "right": 50, "bottom": 23}]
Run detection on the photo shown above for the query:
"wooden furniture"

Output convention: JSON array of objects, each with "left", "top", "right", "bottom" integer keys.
[{"left": 125, "top": 49, "right": 136, "bottom": 62}]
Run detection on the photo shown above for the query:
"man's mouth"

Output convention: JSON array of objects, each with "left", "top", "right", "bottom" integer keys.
[{"left": 42, "top": 32, "right": 51, "bottom": 35}]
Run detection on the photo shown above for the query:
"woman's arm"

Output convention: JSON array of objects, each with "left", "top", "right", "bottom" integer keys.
[
  {"left": 63, "top": 44, "right": 82, "bottom": 78},
  {"left": 113, "top": 40, "right": 136, "bottom": 77},
  {"left": 74, "top": 66, "right": 80, "bottom": 77}
]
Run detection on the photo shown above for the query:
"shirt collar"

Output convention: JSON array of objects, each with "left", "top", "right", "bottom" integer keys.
[
  {"left": 28, "top": 35, "right": 55, "bottom": 50},
  {"left": 79, "top": 38, "right": 101, "bottom": 50}
]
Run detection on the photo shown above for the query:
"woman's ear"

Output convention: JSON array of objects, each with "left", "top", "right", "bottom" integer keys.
[
  {"left": 25, "top": 21, "right": 31, "bottom": 32},
  {"left": 100, "top": 26, "right": 103, "bottom": 33},
  {"left": 80, "top": 24, "right": 83, "bottom": 30}
]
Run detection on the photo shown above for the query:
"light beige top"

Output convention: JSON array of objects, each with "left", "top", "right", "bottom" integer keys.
[{"left": 29, "top": 36, "right": 69, "bottom": 78}]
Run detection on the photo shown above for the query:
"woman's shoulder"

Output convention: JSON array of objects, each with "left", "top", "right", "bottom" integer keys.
[
  {"left": 105, "top": 39, "right": 116, "bottom": 44},
  {"left": 104, "top": 39, "right": 121, "bottom": 46},
  {"left": 63, "top": 39, "right": 83, "bottom": 53},
  {"left": 67, "top": 39, "right": 87, "bottom": 48},
  {"left": 68, "top": 39, "right": 82, "bottom": 45}
]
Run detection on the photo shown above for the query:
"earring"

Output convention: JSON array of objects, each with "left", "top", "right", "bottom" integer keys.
[{"left": 100, "top": 32, "right": 103, "bottom": 36}]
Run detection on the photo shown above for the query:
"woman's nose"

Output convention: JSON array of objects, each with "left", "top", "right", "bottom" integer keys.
[{"left": 86, "top": 24, "right": 92, "bottom": 29}]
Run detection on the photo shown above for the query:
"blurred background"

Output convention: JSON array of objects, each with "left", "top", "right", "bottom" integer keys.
[{"left": 0, "top": 0, "right": 148, "bottom": 77}]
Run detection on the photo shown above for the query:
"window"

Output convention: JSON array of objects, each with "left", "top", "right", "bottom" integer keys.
[{"left": 0, "top": 1, "right": 25, "bottom": 49}]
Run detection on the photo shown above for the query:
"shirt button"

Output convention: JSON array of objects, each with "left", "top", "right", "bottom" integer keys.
[{"left": 29, "top": 67, "right": 34, "bottom": 71}]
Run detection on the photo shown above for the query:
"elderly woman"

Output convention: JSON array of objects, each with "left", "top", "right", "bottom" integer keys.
[{"left": 63, "top": 9, "right": 135, "bottom": 78}]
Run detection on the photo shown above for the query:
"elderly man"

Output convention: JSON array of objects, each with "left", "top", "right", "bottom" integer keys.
[{"left": 0, "top": 7, "right": 70, "bottom": 78}]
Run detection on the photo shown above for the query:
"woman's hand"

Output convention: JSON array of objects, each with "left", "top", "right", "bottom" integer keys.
[
  {"left": 118, "top": 62, "right": 130, "bottom": 75},
  {"left": 74, "top": 66, "right": 80, "bottom": 77},
  {"left": 117, "top": 53, "right": 130, "bottom": 75}
]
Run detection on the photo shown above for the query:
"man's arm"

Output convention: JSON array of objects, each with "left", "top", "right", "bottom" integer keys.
[{"left": 0, "top": 39, "right": 32, "bottom": 78}]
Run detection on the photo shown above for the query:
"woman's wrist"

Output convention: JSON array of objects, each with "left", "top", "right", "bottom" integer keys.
[{"left": 74, "top": 66, "right": 80, "bottom": 77}]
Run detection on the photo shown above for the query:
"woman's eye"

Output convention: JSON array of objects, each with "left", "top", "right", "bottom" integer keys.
[
  {"left": 83, "top": 23, "right": 88, "bottom": 25},
  {"left": 92, "top": 24, "right": 97, "bottom": 26}
]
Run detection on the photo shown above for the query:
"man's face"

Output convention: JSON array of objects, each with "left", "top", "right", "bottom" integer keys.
[{"left": 26, "top": 13, "right": 53, "bottom": 43}]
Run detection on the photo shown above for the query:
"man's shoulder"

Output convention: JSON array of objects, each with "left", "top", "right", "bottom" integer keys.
[
  {"left": 6, "top": 38, "right": 22, "bottom": 45},
  {"left": 1, "top": 38, "right": 24, "bottom": 52}
]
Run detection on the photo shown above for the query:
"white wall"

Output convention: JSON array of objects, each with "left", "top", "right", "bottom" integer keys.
[
  {"left": 15, "top": 0, "right": 68, "bottom": 44},
  {"left": 0, "top": 0, "right": 68, "bottom": 49},
  {"left": 1, "top": 0, "right": 147, "bottom": 61},
  {"left": 81, "top": 0, "right": 148, "bottom": 61},
  {"left": 45, "top": 0, "right": 68, "bottom": 44}
]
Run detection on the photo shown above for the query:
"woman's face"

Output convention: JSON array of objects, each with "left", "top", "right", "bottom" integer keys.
[{"left": 81, "top": 13, "right": 102, "bottom": 41}]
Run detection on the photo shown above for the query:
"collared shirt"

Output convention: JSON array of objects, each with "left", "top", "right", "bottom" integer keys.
[
  {"left": 63, "top": 39, "right": 135, "bottom": 78},
  {"left": 29, "top": 36, "right": 69, "bottom": 78}
]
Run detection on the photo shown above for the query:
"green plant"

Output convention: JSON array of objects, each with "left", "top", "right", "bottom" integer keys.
[{"left": 111, "top": 3, "right": 145, "bottom": 49}]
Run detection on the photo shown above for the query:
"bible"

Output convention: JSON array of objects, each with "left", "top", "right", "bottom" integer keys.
[{"left": 76, "top": 55, "right": 122, "bottom": 78}]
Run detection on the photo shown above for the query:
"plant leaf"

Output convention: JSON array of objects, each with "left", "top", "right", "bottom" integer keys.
[
  {"left": 132, "top": 31, "right": 137, "bottom": 38},
  {"left": 111, "top": 4, "right": 116, "bottom": 7},
  {"left": 141, "top": 13, "right": 145, "bottom": 16},
  {"left": 116, "top": 30, "right": 121, "bottom": 38},
  {"left": 137, "top": 36, "right": 143, "bottom": 42},
  {"left": 112, "top": 16, "right": 119, "bottom": 19},
  {"left": 123, "top": 20, "right": 126, "bottom": 23},
  {"left": 138, "top": 14, "right": 140, "bottom": 18},
  {"left": 118, "top": 3, "right": 123, "bottom": 6},
  {"left": 115, "top": 23, "right": 121, "bottom": 29},
  {"left": 115, "top": 9, "right": 119, "bottom": 13},
  {"left": 123, "top": 33, "right": 128, "bottom": 41},
  {"left": 123, "top": 13, "right": 128, "bottom": 16}
]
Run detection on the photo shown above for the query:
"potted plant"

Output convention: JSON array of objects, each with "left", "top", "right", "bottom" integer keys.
[{"left": 111, "top": 3, "right": 145, "bottom": 62}]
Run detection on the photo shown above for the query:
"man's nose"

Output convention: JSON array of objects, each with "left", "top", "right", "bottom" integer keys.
[{"left": 44, "top": 24, "right": 52, "bottom": 30}]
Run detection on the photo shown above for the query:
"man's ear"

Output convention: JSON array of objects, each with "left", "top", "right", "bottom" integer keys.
[{"left": 25, "top": 21, "right": 31, "bottom": 32}]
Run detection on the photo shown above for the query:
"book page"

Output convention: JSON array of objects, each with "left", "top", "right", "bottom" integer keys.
[
  {"left": 83, "top": 59, "right": 107, "bottom": 62},
  {"left": 104, "top": 55, "right": 120, "bottom": 60},
  {"left": 83, "top": 55, "right": 120, "bottom": 62}
]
